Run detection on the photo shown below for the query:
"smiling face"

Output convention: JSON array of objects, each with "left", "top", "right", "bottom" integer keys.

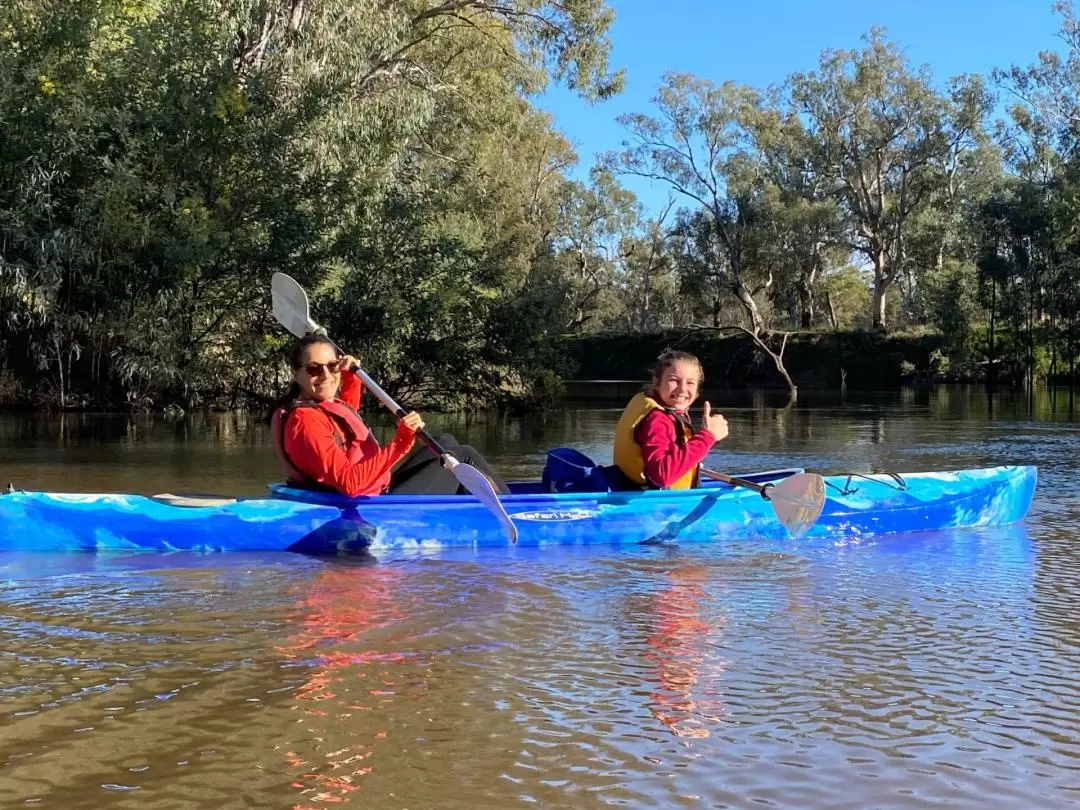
[
  {"left": 294, "top": 341, "right": 342, "bottom": 402},
  {"left": 653, "top": 359, "right": 702, "bottom": 411}
]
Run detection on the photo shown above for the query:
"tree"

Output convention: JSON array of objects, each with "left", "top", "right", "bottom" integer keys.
[
  {"left": 788, "top": 28, "right": 988, "bottom": 329},
  {"left": 616, "top": 201, "right": 678, "bottom": 332},
  {"left": 548, "top": 171, "right": 640, "bottom": 330},
  {"left": 820, "top": 266, "right": 873, "bottom": 330},
  {"left": 0, "top": 0, "right": 624, "bottom": 410},
  {"left": 748, "top": 101, "right": 845, "bottom": 329},
  {"left": 602, "top": 74, "right": 772, "bottom": 333}
]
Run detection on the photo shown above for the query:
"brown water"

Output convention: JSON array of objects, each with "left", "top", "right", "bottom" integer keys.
[{"left": 1, "top": 385, "right": 1079, "bottom": 809}]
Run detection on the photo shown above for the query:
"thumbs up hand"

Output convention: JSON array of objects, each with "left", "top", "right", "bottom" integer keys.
[{"left": 702, "top": 401, "right": 728, "bottom": 441}]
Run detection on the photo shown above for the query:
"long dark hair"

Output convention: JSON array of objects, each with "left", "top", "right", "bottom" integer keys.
[{"left": 265, "top": 334, "right": 339, "bottom": 424}]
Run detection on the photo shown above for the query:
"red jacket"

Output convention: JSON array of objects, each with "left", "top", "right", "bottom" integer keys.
[
  {"left": 635, "top": 407, "right": 717, "bottom": 488},
  {"left": 275, "top": 370, "right": 416, "bottom": 496}
]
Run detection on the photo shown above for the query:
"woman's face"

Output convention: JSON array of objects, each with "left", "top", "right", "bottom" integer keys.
[{"left": 295, "top": 342, "right": 342, "bottom": 402}]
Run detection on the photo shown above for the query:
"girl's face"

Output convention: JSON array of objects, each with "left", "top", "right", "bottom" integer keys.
[
  {"left": 295, "top": 342, "right": 342, "bottom": 402},
  {"left": 653, "top": 360, "right": 701, "bottom": 411}
]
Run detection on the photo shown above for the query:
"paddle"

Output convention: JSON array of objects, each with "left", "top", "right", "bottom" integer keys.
[
  {"left": 700, "top": 468, "right": 825, "bottom": 537},
  {"left": 270, "top": 272, "right": 519, "bottom": 544}
]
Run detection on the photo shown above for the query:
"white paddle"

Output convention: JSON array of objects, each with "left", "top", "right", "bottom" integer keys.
[
  {"left": 701, "top": 469, "right": 826, "bottom": 537},
  {"left": 270, "top": 272, "right": 519, "bottom": 543}
]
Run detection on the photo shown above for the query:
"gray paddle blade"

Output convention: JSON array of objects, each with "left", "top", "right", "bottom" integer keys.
[
  {"left": 449, "top": 460, "right": 518, "bottom": 544},
  {"left": 272, "top": 272, "right": 316, "bottom": 337},
  {"left": 768, "top": 473, "right": 826, "bottom": 537}
]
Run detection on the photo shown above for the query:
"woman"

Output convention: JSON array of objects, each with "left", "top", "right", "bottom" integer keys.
[{"left": 271, "top": 334, "right": 508, "bottom": 497}]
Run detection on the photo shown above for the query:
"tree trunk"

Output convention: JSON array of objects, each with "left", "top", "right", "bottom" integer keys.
[
  {"left": 733, "top": 281, "right": 765, "bottom": 333},
  {"left": 1012, "top": 301, "right": 1022, "bottom": 389},
  {"left": 871, "top": 277, "right": 888, "bottom": 330},
  {"left": 686, "top": 326, "right": 797, "bottom": 402},
  {"left": 825, "top": 290, "right": 839, "bottom": 331},
  {"left": 799, "top": 279, "right": 814, "bottom": 329},
  {"left": 987, "top": 279, "right": 996, "bottom": 391},
  {"left": 54, "top": 336, "right": 65, "bottom": 410},
  {"left": 1031, "top": 259, "right": 1039, "bottom": 394},
  {"left": 870, "top": 246, "right": 891, "bottom": 329},
  {"left": 753, "top": 330, "right": 798, "bottom": 404},
  {"left": 1069, "top": 325, "right": 1074, "bottom": 414},
  {"left": 1050, "top": 296, "right": 1058, "bottom": 397}
]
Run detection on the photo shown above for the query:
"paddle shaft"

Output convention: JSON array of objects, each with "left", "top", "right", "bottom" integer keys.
[
  {"left": 317, "top": 334, "right": 455, "bottom": 468},
  {"left": 701, "top": 468, "right": 774, "bottom": 499},
  {"left": 351, "top": 367, "right": 454, "bottom": 467},
  {"left": 270, "top": 271, "right": 518, "bottom": 543}
]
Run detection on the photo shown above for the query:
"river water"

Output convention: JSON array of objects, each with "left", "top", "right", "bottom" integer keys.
[{"left": 1, "top": 385, "right": 1078, "bottom": 809}]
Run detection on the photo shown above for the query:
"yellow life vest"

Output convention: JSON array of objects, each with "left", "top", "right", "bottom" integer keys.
[{"left": 612, "top": 392, "right": 699, "bottom": 490}]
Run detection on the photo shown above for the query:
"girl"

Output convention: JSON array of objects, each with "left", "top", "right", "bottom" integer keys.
[{"left": 612, "top": 350, "right": 728, "bottom": 490}]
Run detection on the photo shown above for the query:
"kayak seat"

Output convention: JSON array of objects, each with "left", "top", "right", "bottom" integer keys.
[{"left": 541, "top": 447, "right": 616, "bottom": 494}]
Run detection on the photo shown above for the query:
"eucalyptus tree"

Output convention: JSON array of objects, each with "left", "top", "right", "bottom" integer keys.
[
  {"left": 788, "top": 29, "right": 991, "bottom": 329},
  {"left": 0, "top": 0, "right": 624, "bottom": 408},
  {"left": 748, "top": 101, "right": 846, "bottom": 329},
  {"left": 602, "top": 74, "right": 773, "bottom": 333}
]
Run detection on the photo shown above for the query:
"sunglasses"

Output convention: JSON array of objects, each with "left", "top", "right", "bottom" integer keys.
[{"left": 302, "top": 360, "right": 343, "bottom": 377}]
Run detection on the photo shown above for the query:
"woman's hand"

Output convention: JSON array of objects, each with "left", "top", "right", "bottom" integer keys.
[
  {"left": 338, "top": 354, "right": 361, "bottom": 372},
  {"left": 398, "top": 411, "right": 425, "bottom": 435}
]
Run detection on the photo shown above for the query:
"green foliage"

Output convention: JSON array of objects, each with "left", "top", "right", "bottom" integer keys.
[
  {"left": 821, "top": 267, "right": 872, "bottom": 330},
  {"left": 0, "top": 0, "right": 621, "bottom": 410},
  {"left": 602, "top": 75, "right": 774, "bottom": 333},
  {"left": 7, "top": 0, "right": 1080, "bottom": 409},
  {"left": 917, "top": 260, "right": 984, "bottom": 356},
  {"left": 788, "top": 29, "right": 994, "bottom": 329}
]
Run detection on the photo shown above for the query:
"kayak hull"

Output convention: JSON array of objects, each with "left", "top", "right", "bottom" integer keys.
[{"left": 0, "top": 466, "right": 1037, "bottom": 554}]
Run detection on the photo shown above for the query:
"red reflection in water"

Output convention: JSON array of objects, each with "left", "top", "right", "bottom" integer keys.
[
  {"left": 644, "top": 565, "right": 727, "bottom": 739},
  {"left": 276, "top": 564, "right": 409, "bottom": 808}
]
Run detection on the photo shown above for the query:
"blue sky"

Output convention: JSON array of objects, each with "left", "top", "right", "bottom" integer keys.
[{"left": 536, "top": 0, "right": 1065, "bottom": 215}]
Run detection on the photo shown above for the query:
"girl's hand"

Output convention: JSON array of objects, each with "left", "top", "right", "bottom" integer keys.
[{"left": 702, "top": 401, "right": 728, "bottom": 441}]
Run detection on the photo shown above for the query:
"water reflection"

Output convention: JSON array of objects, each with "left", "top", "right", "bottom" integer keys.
[
  {"left": 3, "top": 383, "right": 1080, "bottom": 495},
  {"left": 278, "top": 559, "right": 399, "bottom": 807},
  {"left": 642, "top": 564, "right": 727, "bottom": 740},
  {"left": 2, "top": 385, "right": 1080, "bottom": 808}
]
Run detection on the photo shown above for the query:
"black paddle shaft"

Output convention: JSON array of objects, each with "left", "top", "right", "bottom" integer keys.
[{"left": 707, "top": 470, "right": 775, "bottom": 500}]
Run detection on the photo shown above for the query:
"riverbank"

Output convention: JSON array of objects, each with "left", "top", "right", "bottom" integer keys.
[
  {"left": 0, "top": 327, "right": 1024, "bottom": 413},
  {"left": 560, "top": 328, "right": 961, "bottom": 390}
]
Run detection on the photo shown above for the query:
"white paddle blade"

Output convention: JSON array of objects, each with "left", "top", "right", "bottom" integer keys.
[
  {"left": 449, "top": 460, "right": 519, "bottom": 544},
  {"left": 769, "top": 473, "right": 825, "bottom": 537},
  {"left": 272, "top": 272, "right": 317, "bottom": 338}
]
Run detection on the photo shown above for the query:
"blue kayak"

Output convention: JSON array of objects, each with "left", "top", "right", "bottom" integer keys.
[{"left": 0, "top": 466, "right": 1036, "bottom": 554}]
